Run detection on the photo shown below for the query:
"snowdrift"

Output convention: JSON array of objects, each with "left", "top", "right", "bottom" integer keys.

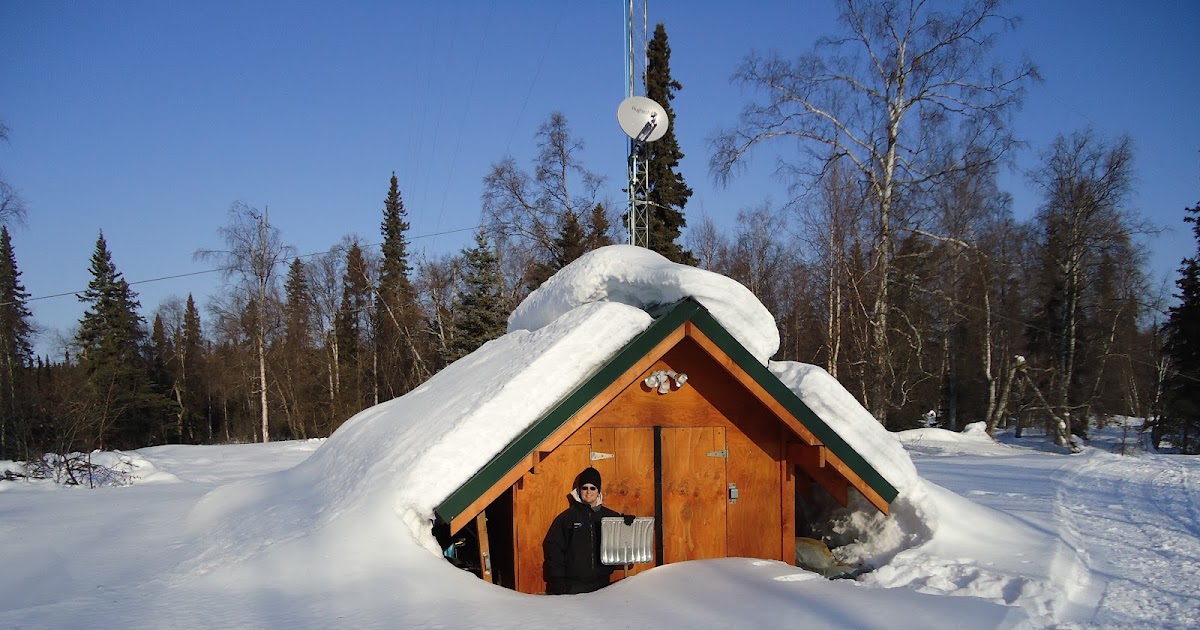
[{"left": 185, "top": 244, "right": 1018, "bottom": 603}]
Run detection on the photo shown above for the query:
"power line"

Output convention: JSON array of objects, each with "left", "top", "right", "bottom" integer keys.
[
  {"left": 432, "top": 0, "right": 496, "bottom": 245},
  {"left": 502, "top": 3, "right": 566, "bottom": 157},
  {"left": 16, "top": 225, "right": 482, "bottom": 306}
]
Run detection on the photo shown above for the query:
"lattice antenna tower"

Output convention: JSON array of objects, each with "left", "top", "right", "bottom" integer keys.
[{"left": 619, "top": 0, "right": 668, "bottom": 248}]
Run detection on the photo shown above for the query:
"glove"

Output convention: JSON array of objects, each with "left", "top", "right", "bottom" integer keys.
[{"left": 623, "top": 513, "right": 635, "bottom": 526}]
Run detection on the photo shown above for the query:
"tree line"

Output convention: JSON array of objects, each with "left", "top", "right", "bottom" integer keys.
[{"left": 1, "top": 2, "right": 1197, "bottom": 460}]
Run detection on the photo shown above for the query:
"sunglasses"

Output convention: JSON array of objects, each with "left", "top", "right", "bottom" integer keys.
[{"left": 580, "top": 485, "right": 598, "bottom": 492}]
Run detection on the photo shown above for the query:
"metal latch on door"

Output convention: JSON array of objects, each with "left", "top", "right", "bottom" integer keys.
[{"left": 728, "top": 482, "right": 739, "bottom": 504}]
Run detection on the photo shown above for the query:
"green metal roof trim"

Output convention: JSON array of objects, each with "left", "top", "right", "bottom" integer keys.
[
  {"left": 685, "top": 305, "right": 899, "bottom": 504},
  {"left": 435, "top": 297, "right": 896, "bottom": 525},
  {"left": 435, "top": 299, "right": 703, "bottom": 524}
]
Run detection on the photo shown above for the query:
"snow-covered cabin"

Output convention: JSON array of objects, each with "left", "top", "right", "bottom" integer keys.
[{"left": 425, "top": 246, "right": 903, "bottom": 594}]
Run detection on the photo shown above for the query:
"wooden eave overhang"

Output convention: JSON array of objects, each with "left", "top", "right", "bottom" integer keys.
[{"left": 435, "top": 297, "right": 899, "bottom": 533}]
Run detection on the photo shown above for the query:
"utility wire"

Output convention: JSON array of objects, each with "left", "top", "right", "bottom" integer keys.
[
  {"left": 432, "top": 0, "right": 496, "bottom": 246},
  {"left": 13, "top": 225, "right": 482, "bottom": 305},
  {"left": 502, "top": 3, "right": 566, "bottom": 157}
]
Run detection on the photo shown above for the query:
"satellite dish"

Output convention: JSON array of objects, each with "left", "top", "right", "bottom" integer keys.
[{"left": 617, "top": 96, "right": 669, "bottom": 143}]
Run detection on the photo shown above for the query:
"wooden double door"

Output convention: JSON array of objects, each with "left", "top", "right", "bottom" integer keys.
[
  {"left": 590, "top": 426, "right": 732, "bottom": 573},
  {"left": 511, "top": 419, "right": 786, "bottom": 593}
]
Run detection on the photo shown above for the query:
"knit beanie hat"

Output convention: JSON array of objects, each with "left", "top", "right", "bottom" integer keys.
[{"left": 575, "top": 467, "right": 602, "bottom": 492}]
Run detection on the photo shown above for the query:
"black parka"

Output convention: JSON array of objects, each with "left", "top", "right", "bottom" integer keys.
[{"left": 542, "top": 492, "right": 622, "bottom": 595}]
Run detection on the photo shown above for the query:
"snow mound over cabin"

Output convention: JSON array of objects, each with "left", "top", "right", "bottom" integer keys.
[
  {"left": 770, "top": 362, "right": 919, "bottom": 493},
  {"left": 185, "top": 245, "right": 934, "bottom": 576},
  {"left": 186, "top": 301, "right": 653, "bottom": 559},
  {"left": 510, "top": 245, "right": 780, "bottom": 363},
  {"left": 770, "top": 362, "right": 930, "bottom": 567}
]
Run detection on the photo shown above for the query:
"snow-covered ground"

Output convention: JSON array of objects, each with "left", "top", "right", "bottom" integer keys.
[
  {"left": 2, "top": 421, "right": 1196, "bottom": 629},
  {"left": 3, "top": 247, "right": 1199, "bottom": 628}
]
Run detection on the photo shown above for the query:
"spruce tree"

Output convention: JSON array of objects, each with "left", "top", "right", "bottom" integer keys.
[
  {"left": 283, "top": 258, "right": 313, "bottom": 346},
  {"left": 586, "top": 203, "right": 614, "bottom": 251},
  {"left": 76, "top": 232, "right": 167, "bottom": 450},
  {"left": 1160, "top": 201, "right": 1200, "bottom": 453},
  {"left": 524, "top": 203, "right": 614, "bottom": 291},
  {"left": 280, "top": 258, "right": 318, "bottom": 438},
  {"left": 526, "top": 210, "right": 587, "bottom": 290},
  {"left": 376, "top": 172, "right": 425, "bottom": 398},
  {"left": 447, "top": 229, "right": 508, "bottom": 363},
  {"left": 336, "top": 243, "right": 374, "bottom": 416},
  {"left": 0, "top": 226, "right": 33, "bottom": 457},
  {"left": 180, "top": 294, "right": 206, "bottom": 442},
  {"left": 641, "top": 23, "right": 696, "bottom": 265},
  {"left": 149, "top": 313, "right": 175, "bottom": 437}
]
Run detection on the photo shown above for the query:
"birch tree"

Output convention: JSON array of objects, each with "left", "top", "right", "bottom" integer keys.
[
  {"left": 0, "top": 122, "right": 28, "bottom": 227},
  {"left": 711, "top": 0, "right": 1037, "bottom": 425},
  {"left": 196, "top": 202, "right": 292, "bottom": 442},
  {"left": 1027, "top": 129, "right": 1138, "bottom": 449},
  {"left": 483, "top": 112, "right": 603, "bottom": 294},
  {"left": 309, "top": 241, "right": 351, "bottom": 432}
]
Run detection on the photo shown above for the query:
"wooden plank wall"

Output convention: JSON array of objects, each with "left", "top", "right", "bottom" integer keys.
[
  {"left": 512, "top": 433, "right": 589, "bottom": 594},
  {"left": 589, "top": 340, "right": 790, "bottom": 563},
  {"left": 661, "top": 426, "right": 728, "bottom": 562},
  {"left": 506, "top": 336, "right": 812, "bottom": 593}
]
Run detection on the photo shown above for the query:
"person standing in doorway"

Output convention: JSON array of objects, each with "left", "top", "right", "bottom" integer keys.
[{"left": 542, "top": 467, "right": 625, "bottom": 594}]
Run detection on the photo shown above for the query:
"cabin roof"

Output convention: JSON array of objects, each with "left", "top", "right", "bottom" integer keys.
[{"left": 435, "top": 297, "right": 899, "bottom": 529}]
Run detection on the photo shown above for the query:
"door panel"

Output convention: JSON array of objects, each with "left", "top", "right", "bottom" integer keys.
[
  {"left": 590, "top": 427, "right": 656, "bottom": 518},
  {"left": 591, "top": 427, "right": 656, "bottom": 577},
  {"left": 661, "top": 427, "right": 727, "bottom": 563},
  {"left": 726, "top": 422, "right": 783, "bottom": 560},
  {"left": 514, "top": 443, "right": 590, "bottom": 594}
]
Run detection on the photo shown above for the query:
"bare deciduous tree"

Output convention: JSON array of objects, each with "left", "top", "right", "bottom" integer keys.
[
  {"left": 797, "top": 155, "right": 868, "bottom": 378},
  {"left": 196, "top": 202, "right": 293, "bottom": 442},
  {"left": 1027, "top": 129, "right": 1145, "bottom": 449},
  {"left": 483, "top": 112, "right": 604, "bottom": 295},
  {"left": 416, "top": 253, "right": 462, "bottom": 366},
  {"left": 685, "top": 214, "right": 726, "bottom": 272},
  {"left": 0, "top": 123, "right": 28, "bottom": 228},
  {"left": 711, "top": 0, "right": 1037, "bottom": 425},
  {"left": 309, "top": 241, "right": 350, "bottom": 432}
]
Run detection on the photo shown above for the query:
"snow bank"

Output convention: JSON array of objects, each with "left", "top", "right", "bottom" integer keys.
[
  {"left": 0, "top": 450, "right": 179, "bottom": 489},
  {"left": 188, "top": 301, "right": 653, "bottom": 557},
  {"left": 186, "top": 245, "right": 934, "bottom": 596},
  {"left": 865, "top": 481, "right": 1074, "bottom": 619},
  {"left": 770, "top": 361, "right": 919, "bottom": 493},
  {"left": 509, "top": 245, "right": 780, "bottom": 363},
  {"left": 769, "top": 361, "right": 931, "bottom": 567}
]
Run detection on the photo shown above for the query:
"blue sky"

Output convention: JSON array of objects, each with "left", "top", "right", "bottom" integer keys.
[{"left": 2, "top": 0, "right": 1198, "bottom": 357}]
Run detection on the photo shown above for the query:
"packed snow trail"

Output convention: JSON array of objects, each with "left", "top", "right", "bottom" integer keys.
[
  {"left": 1056, "top": 451, "right": 1200, "bottom": 629},
  {"left": 897, "top": 425, "right": 1200, "bottom": 627}
]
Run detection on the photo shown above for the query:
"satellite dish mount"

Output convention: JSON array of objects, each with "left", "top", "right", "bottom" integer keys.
[
  {"left": 618, "top": 96, "right": 669, "bottom": 144},
  {"left": 617, "top": 96, "right": 670, "bottom": 248}
]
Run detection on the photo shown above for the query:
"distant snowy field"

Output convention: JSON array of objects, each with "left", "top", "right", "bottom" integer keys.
[{"left": 2, "top": 420, "right": 1196, "bottom": 629}]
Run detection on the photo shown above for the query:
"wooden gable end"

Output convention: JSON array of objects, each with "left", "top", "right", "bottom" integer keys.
[
  {"left": 681, "top": 312, "right": 898, "bottom": 515},
  {"left": 434, "top": 298, "right": 898, "bottom": 535}
]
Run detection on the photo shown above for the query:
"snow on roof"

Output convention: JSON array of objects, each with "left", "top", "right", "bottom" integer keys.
[
  {"left": 190, "top": 245, "right": 922, "bottom": 558},
  {"left": 191, "top": 300, "right": 654, "bottom": 556},
  {"left": 770, "top": 361, "right": 920, "bottom": 494},
  {"left": 510, "top": 245, "right": 779, "bottom": 363}
]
